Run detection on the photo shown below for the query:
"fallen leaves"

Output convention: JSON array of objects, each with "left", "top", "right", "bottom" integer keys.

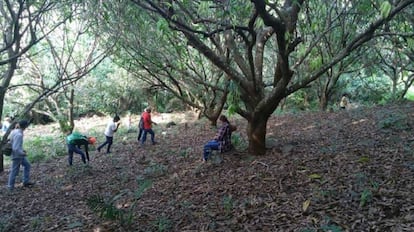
[{"left": 1, "top": 103, "right": 414, "bottom": 231}]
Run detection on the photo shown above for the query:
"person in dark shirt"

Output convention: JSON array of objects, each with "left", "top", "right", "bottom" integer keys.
[{"left": 202, "top": 115, "right": 236, "bottom": 162}]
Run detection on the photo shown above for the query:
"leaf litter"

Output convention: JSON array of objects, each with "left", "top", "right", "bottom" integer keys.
[{"left": 0, "top": 103, "right": 413, "bottom": 231}]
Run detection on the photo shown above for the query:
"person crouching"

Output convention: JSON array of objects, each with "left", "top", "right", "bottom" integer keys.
[{"left": 66, "top": 131, "right": 96, "bottom": 166}]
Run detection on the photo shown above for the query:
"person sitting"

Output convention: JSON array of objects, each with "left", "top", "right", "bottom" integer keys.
[
  {"left": 340, "top": 93, "right": 349, "bottom": 110},
  {"left": 203, "top": 115, "right": 236, "bottom": 162},
  {"left": 66, "top": 131, "right": 96, "bottom": 166}
]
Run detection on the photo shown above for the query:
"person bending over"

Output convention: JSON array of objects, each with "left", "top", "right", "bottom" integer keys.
[{"left": 66, "top": 131, "right": 96, "bottom": 166}]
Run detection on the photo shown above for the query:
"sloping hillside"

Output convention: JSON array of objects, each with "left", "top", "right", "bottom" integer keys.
[{"left": 1, "top": 102, "right": 413, "bottom": 231}]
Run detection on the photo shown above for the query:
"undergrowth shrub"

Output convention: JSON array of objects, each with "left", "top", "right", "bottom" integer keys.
[
  {"left": 25, "top": 135, "right": 66, "bottom": 163},
  {"left": 0, "top": 214, "right": 13, "bottom": 232},
  {"left": 144, "top": 162, "right": 167, "bottom": 178},
  {"left": 152, "top": 215, "right": 172, "bottom": 232},
  {"left": 87, "top": 177, "right": 153, "bottom": 227},
  {"left": 378, "top": 111, "right": 410, "bottom": 131},
  {"left": 231, "top": 132, "right": 247, "bottom": 150}
]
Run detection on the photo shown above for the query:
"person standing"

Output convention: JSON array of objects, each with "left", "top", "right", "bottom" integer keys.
[
  {"left": 140, "top": 108, "right": 157, "bottom": 146},
  {"left": 137, "top": 110, "right": 145, "bottom": 142},
  {"left": 66, "top": 131, "right": 96, "bottom": 165},
  {"left": 97, "top": 115, "right": 121, "bottom": 154},
  {"left": 7, "top": 120, "right": 34, "bottom": 191}
]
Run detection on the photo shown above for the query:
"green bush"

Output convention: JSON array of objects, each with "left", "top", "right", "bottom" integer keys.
[{"left": 25, "top": 135, "right": 66, "bottom": 163}]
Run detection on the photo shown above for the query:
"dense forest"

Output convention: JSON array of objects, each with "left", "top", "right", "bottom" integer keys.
[{"left": 1, "top": 0, "right": 414, "bottom": 231}]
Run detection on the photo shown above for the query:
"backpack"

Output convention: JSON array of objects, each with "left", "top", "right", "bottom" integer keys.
[{"left": 2, "top": 142, "right": 12, "bottom": 156}]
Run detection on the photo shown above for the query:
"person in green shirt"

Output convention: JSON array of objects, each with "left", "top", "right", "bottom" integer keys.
[{"left": 66, "top": 132, "right": 96, "bottom": 166}]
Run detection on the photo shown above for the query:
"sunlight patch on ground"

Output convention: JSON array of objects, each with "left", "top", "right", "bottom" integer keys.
[
  {"left": 352, "top": 118, "right": 368, "bottom": 125},
  {"left": 25, "top": 112, "right": 199, "bottom": 138}
]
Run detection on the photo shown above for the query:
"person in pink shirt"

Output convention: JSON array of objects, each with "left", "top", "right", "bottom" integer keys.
[{"left": 140, "top": 108, "right": 157, "bottom": 145}]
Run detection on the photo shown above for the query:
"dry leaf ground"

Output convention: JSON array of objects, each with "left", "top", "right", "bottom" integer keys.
[{"left": 0, "top": 102, "right": 413, "bottom": 231}]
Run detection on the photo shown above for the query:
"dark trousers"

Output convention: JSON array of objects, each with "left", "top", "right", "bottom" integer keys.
[
  {"left": 97, "top": 136, "right": 113, "bottom": 153},
  {"left": 68, "top": 144, "right": 86, "bottom": 165},
  {"left": 137, "top": 128, "right": 144, "bottom": 141},
  {"left": 203, "top": 140, "right": 220, "bottom": 161},
  {"left": 141, "top": 128, "right": 155, "bottom": 144}
]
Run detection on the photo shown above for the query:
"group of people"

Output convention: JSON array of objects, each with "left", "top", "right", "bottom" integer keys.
[
  {"left": 65, "top": 107, "right": 158, "bottom": 166},
  {"left": 4, "top": 108, "right": 236, "bottom": 191}
]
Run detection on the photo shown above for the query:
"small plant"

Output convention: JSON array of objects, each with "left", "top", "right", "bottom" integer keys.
[
  {"left": 319, "top": 216, "right": 343, "bottom": 232},
  {"left": 222, "top": 195, "right": 234, "bottom": 216},
  {"left": 86, "top": 191, "right": 133, "bottom": 225},
  {"left": 135, "top": 177, "right": 153, "bottom": 199},
  {"left": 231, "top": 132, "right": 247, "bottom": 150},
  {"left": 30, "top": 215, "right": 42, "bottom": 230},
  {"left": 359, "top": 189, "right": 372, "bottom": 207},
  {"left": 152, "top": 216, "right": 171, "bottom": 232},
  {"left": 144, "top": 163, "right": 167, "bottom": 177},
  {"left": 378, "top": 112, "right": 409, "bottom": 131},
  {"left": 0, "top": 214, "right": 13, "bottom": 232},
  {"left": 179, "top": 148, "right": 192, "bottom": 159}
]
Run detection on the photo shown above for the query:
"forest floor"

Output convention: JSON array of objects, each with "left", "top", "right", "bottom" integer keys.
[{"left": 0, "top": 102, "right": 414, "bottom": 232}]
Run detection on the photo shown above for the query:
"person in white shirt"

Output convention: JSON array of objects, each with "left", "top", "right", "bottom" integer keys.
[
  {"left": 97, "top": 115, "right": 121, "bottom": 154},
  {"left": 339, "top": 94, "right": 349, "bottom": 110}
]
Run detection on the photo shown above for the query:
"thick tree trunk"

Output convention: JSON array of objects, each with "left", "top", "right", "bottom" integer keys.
[
  {"left": 319, "top": 93, "right": 328, "bottom": 111},
  {"left": 0, "top": 57, "right": 18, "bottom": 173},
  {"left": 247, "top": 114, "right": 268, "bottom": 156}
]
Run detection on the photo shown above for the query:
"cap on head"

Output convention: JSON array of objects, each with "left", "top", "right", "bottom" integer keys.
[
  {"left": 88, "top": 137, "right": 97, "bottom": 144},
  {"left": 19, "top": 120, "right": 30, "bottom": 129}
]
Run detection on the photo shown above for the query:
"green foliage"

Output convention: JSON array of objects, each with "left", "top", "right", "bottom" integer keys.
[
  {"left": 380, "top": 1, "right": 392, "bottom": 18},
  {"left": 144, "top": 163, "right": 167, "bottom": 178},
  {"left": 222, "top": 195, "right": 235, "bottom": 216},
  {"left": 359, "top": 189, "right": 373, "bottom": 207},
  {"left": 320, "top": 224, "right": 343, "bottom": 232},
  {"left": 30, "top": 216, "right": 42, "bottom": 230},
  {"left": 135, "top": 177, "right": 153, "bottom": 199},
  {"left": 378, "top": 111, "right": 410, "bottom": 131},
  {"left": 302, "top": 216, "right": 343, "bottom": 232},
  {"left": 179, "top": 147, "right": 192, "bottom": 159},
  {"left": 87, "top": 194, "right": 127, "bottom": 222},
  {"left": 231, "top": 132, "right": 247, "bottom": 150},
  {"left": 152, "top": 216, "right": 172, "bottom": 232},
  {"left": 0, "top": 214, "right": 13, "bottom": 232},
  {"left": 87, "top": 177, "right": 153, "bottom": 227},
  {"left": 404, "top": 87, "right": 414, "bottom": 101},
  {"left": 227, "top": 81, "right": 241, "bottom": 116},
  {"left": 26, "top": 135, "right": 66, "bottom": 163}
]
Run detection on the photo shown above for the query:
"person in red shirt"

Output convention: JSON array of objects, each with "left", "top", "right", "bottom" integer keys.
[{"left": 140, "top": 108, "right": 157, "bottom": 145}]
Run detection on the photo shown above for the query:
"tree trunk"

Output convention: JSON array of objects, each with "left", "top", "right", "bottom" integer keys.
[
  {"left": 247, "top": 114, "right": 268, "bottom": 156},
  {"left": 319, "top": 93, "right": 328, "bottom": 111},
  {"left": 0, "top": 58, "right": 18, "bottom": 172}
]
